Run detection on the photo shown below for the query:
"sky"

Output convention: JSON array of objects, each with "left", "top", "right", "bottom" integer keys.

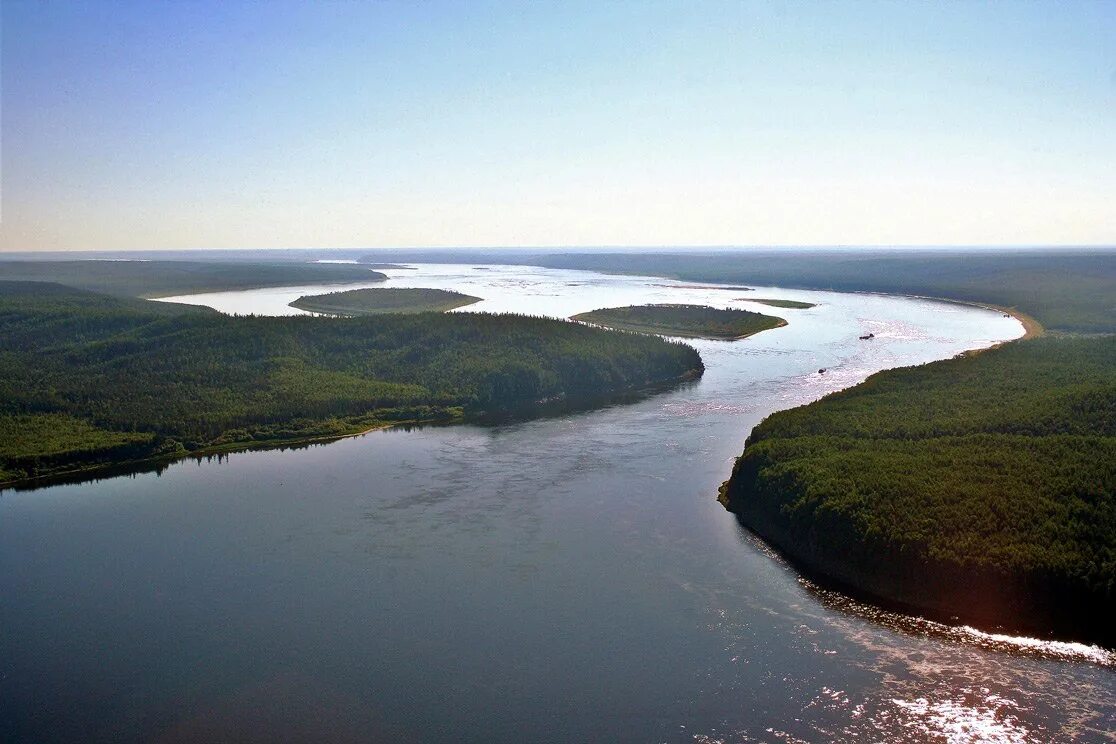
[{"left": 1, "top": 0, "right": 1114, "bottom": 251}]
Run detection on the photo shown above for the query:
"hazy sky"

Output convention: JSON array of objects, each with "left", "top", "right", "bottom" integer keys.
[{"left": 2, "top": 0, "right": 1114, "bottom": 251}]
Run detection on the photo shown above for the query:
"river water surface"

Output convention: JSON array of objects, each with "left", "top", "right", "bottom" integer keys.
[{"left": 3, "top": 265, "right": 1113, "bottom": 742}]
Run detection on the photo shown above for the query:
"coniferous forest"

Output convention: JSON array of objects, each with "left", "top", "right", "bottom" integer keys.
[
  {"left": 721, "top": 335, "right": 1116, "bottom": 641},
  {"left": 289, "top": 287, "right": 482, "bottom": 315},
  {"left": 0, "top": 260, "right": 387, "bottom": 297},
  {"left": 572, "top": 303, "right": 786, "bottom": 340},
  {"left": 0, "top": 281, "right": 702, "bottom": 485}
]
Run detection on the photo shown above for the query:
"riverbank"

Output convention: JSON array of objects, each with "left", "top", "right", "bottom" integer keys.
[
  {"left": 0, "top": 415, "right": 442, "bottom": 492},
  {"left": 0, "top": 366, "right": 706, "bottom": 491},
  {"left": 0, "top": 281, "right": 703, "bottom": 489},
  {"left": 908, "top": 295, "right": 1045, "bottom": 341},
  {"left": 720, "top": 333, "right": 1116, "bottom": 645}
]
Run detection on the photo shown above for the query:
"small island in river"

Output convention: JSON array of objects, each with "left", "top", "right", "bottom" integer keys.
[
  {"left": 738, "top": 298, "right": 817, "bottom": 309},
  {"left": 571, "top": 304, "right": 786, "bottom": 340},
  {"left": 290, "top": 287, "right": 482, "bottom": 316}
]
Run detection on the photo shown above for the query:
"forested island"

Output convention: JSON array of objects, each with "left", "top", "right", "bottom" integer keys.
[
  {"left": 290, "top": 287, "right": 481, "bottom": 315},
  {"left": 572, "top": 304, "right": 785, "bottom": 340},
  {"left": 0, "top": 281, "right": 702, "bottom": 487},
  {"left": 740, "top": 299, "right": 816, "bottom": 309},
  {"left": 721, "top": 335, "right": 1116, "bottom": 642},
  {"left": 0, "top": 260, "right": 385, "bottom": 297}
]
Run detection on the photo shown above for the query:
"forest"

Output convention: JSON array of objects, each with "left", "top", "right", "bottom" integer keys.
[
  {"left": 290, "top": 287, "right": 482, "bottom": 315},
  {"left": 0, "top": 260, "right": 385, "bottom": 297},
  {"left": 0, "top": 281, "right": 702, "bottom": 485},
  {"left": 572, "top": 304, "right": 785, "bottom": 340},
  {"left": 721, "top": 335, "right": 1116, "bottom": 642}
]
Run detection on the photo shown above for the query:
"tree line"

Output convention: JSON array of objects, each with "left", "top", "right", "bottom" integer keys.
[{"left": 0, "top": 281, "right": 702, "bottom": 483}]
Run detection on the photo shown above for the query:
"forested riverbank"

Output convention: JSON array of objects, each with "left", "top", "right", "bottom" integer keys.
[
  {"left": 0, "top": 281, "right": 701, "bottom": 486},
  {"left": 721, "top": 335, "right": 1116, "bottom": 643}
]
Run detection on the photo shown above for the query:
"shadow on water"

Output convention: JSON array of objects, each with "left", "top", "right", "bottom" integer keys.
[
  {"left": 0, "top": 448, "right": 300, "bottom": 494},
  {"left": 469, "top": 375, "right": 703, "bottom": 426},
  {"left": 728, "top": 514, "right": 1116, "bottom": 665}
]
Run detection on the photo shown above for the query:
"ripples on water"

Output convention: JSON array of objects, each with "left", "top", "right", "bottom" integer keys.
[{"left": 694, "top": 530, "right": 1116, "bottom": 742}]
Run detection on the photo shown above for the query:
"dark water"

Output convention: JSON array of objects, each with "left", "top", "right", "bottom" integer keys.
[{"left": 3, "top": 266, "right": 1113, "bottom": 742}]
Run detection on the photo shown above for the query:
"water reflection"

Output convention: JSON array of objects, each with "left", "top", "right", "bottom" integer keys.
[{"left": 730, "top": 522, "right": 1116, "bottom": 667}]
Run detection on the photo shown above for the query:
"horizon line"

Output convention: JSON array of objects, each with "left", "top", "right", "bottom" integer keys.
[{"left": 3, "top": 243, "right": 1116, "bottom": 255}]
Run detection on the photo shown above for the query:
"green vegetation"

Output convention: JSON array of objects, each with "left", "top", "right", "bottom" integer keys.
[
  {"left": 351, "top": 248, "right": 1114, "bottom": 332},
  {"left": 740, "top": 298, "right": 816, "bottom": 309},
  {"left": 0, "top": 260, "right": 385, "bottom": 298},
  {"left": 290, "top": 287, "right": 482, "bottom": 315},
  {"left": 572, "top": 304, "right": 786, "bottom": 340},
  {"left": 0, "top": 281, "right": 701, "bottom": 486},
  {"left": 517, "top": 247, "right": 1116, "bottom": 638},
  {"left": 535, "top": 250, "right": 1116, "bottom": 334},
  {"left": 721, "top": 335, "right": 1116, "bottom": 641}
]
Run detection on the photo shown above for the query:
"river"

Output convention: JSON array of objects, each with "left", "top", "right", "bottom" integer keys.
[{"left": 2, "top": 264, "right": 1113, "bottom": 742}]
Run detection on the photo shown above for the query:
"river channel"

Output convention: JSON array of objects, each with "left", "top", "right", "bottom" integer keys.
[{"left": 3, "top": 264, "right": 1112, "bottom": 742}]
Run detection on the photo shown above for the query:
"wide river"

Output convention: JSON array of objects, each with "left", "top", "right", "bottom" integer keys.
[{"left": 3, "top": 264, "right": 1114, "bottom": 742}]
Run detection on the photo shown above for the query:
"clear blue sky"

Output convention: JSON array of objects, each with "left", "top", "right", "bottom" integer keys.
[{"left": 2, "top": 0, "right": 1113, "bottom": 250}]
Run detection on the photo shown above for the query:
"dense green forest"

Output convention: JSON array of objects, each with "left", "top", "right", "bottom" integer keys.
[
  {"left": 0, "top": 260, "right": 385, "bottom": 297},
  {"left": 572, "top": 304, "right": 785, "bottom": 340},
  {"left": 290, "top": 287, "right": 482, "bottom": 315},
  {"left": 0, "top": 281, "right": 701, "bottom": 485},
  {"left": 740, "top": 299, "right": 816, "bottom": 309},
  {"left": 721, "top": 336, "right": 1116, "bottom": 641}
]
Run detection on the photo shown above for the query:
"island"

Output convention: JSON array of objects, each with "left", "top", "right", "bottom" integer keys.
[
  {"left": 738, "top": 298, "right": 817, "bottom": 309},
  {"left": 290, "top": 287, "right": 482, "bottom": 315},
  {"left": 571, "top": 304, "right": 786, "bottom": 340},
  {"left": 0, "top": 281, "right": 703, "bottom": 487}
]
